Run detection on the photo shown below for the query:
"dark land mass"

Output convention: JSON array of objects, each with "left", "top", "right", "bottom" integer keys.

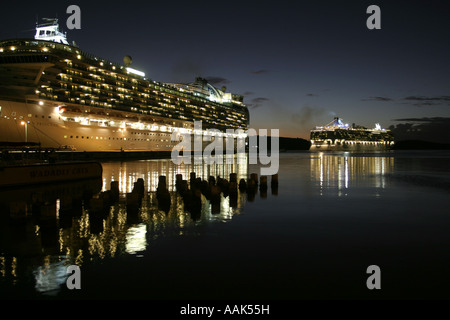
[
  {"left": 393, "top": 140, "right": 450, "bottom": 150},
  {"left": 254, "top": 136, "right": 311, "bottom": 151},
  {"left": 279, "top": 137, "right": 311, "bottom": 151}
]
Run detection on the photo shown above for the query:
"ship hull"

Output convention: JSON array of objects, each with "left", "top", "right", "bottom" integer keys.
[
  {"left": 309, "top": 141, "right": 393, "bottom": 152},
  {"left": 0, "top": 99, "right": 216, "bottom": 152}
]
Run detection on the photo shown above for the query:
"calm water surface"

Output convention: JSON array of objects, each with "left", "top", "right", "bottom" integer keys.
[{"left": 0, "top": 151, "right": 449, "bottom": 299}]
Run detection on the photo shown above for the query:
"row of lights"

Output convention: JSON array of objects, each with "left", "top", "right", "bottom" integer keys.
[
  {"left": 14, "top": 100, "right": 247, "bottom": 143},
  {"left": 0, "top": 46, "right": 49, "bottom": 52},
  {"left": 312, "top": 140, "right": 392, "bottom": 145}
]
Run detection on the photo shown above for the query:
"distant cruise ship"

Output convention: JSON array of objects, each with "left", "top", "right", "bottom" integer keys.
[
  {"left": 310, "top": 117, "right": 394, "bottom": 151},
  {"left": 0, "top": 18, "right": 249, "bottom": 152}
]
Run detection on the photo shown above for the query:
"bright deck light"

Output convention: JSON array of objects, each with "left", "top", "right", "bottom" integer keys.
[{"left": 126, "top": 67, "right": 145, "bottom": 77}]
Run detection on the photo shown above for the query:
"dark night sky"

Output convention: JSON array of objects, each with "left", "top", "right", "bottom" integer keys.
[{"left": 1, "top": 0, "right": 449, "bottom": 140}]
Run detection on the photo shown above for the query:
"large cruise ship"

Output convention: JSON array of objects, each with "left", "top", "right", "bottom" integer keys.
[
  {"left": 310, "top": 117, "right": 394, "bottom": 151},
  {"left": 0, "top": 19, "right": 249, "bottom": 152}
]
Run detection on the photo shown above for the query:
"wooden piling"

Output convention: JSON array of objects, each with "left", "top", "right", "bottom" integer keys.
[
  {"left": 210, "top": 185, "right": 221, "bottom": 204},
  {"left": 271, "top": 174, "right": 279, "bottom": 187},
  {"left": 158, "top": 175, "right": 167, "bottom": 189},
  {"left": 260, "top": 176, "right": 268, "bottom": 192},
  {"left": 110, "top": 181, "right": 120, "bottom": 202},
  {"left": 250, "top": 173, "right": 259, "bottom": 186},
  {"left": 239, "top": 178, "right": 247, "bottom": 192},
  {"left": 271, "top": 174, "right": 279, "bottom": 195}
]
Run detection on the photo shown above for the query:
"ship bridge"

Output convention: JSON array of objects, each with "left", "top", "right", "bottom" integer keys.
[{"left": 34, "top": 18, "right": 69, "bottom": 45}]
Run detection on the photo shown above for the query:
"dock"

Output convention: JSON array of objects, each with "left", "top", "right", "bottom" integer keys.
[
  {"left": 0, "top": 161, "right": 103, "bottom": 188},
  {"left": 1, "top": 145, "right": 172, "bottom": 163}
]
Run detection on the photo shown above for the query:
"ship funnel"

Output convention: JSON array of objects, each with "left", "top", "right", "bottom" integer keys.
[{"left": 123, "top": 55, "right": 132, "bottom": 67}]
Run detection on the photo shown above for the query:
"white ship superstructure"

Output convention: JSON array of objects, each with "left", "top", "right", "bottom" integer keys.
[{"left": 34, "top": 18, "right": 69, "bottom": 45}]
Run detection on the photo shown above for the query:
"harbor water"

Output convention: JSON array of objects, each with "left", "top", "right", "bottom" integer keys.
[{"left": 0, "top": 151, "right": 449, "bottom": 299}]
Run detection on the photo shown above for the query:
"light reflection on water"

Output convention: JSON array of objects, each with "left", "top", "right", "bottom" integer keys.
[
  {"left": 33, "top": 257, "right": 68, "bottom": 295},
  {"left": 1, "top": 151, "right": 449, "bottom": 298},
  {"left": 0, "top": 154, "right": 251, "bottom": 296},
  {"left": 125, "top": 224, "right": 147, "bottom": 255},
  {"left": 310, "top": 152, "right": 395, "bottom": 196},
  {"left": 101, "top": 154, "right": 249, "bottom": 194}
]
